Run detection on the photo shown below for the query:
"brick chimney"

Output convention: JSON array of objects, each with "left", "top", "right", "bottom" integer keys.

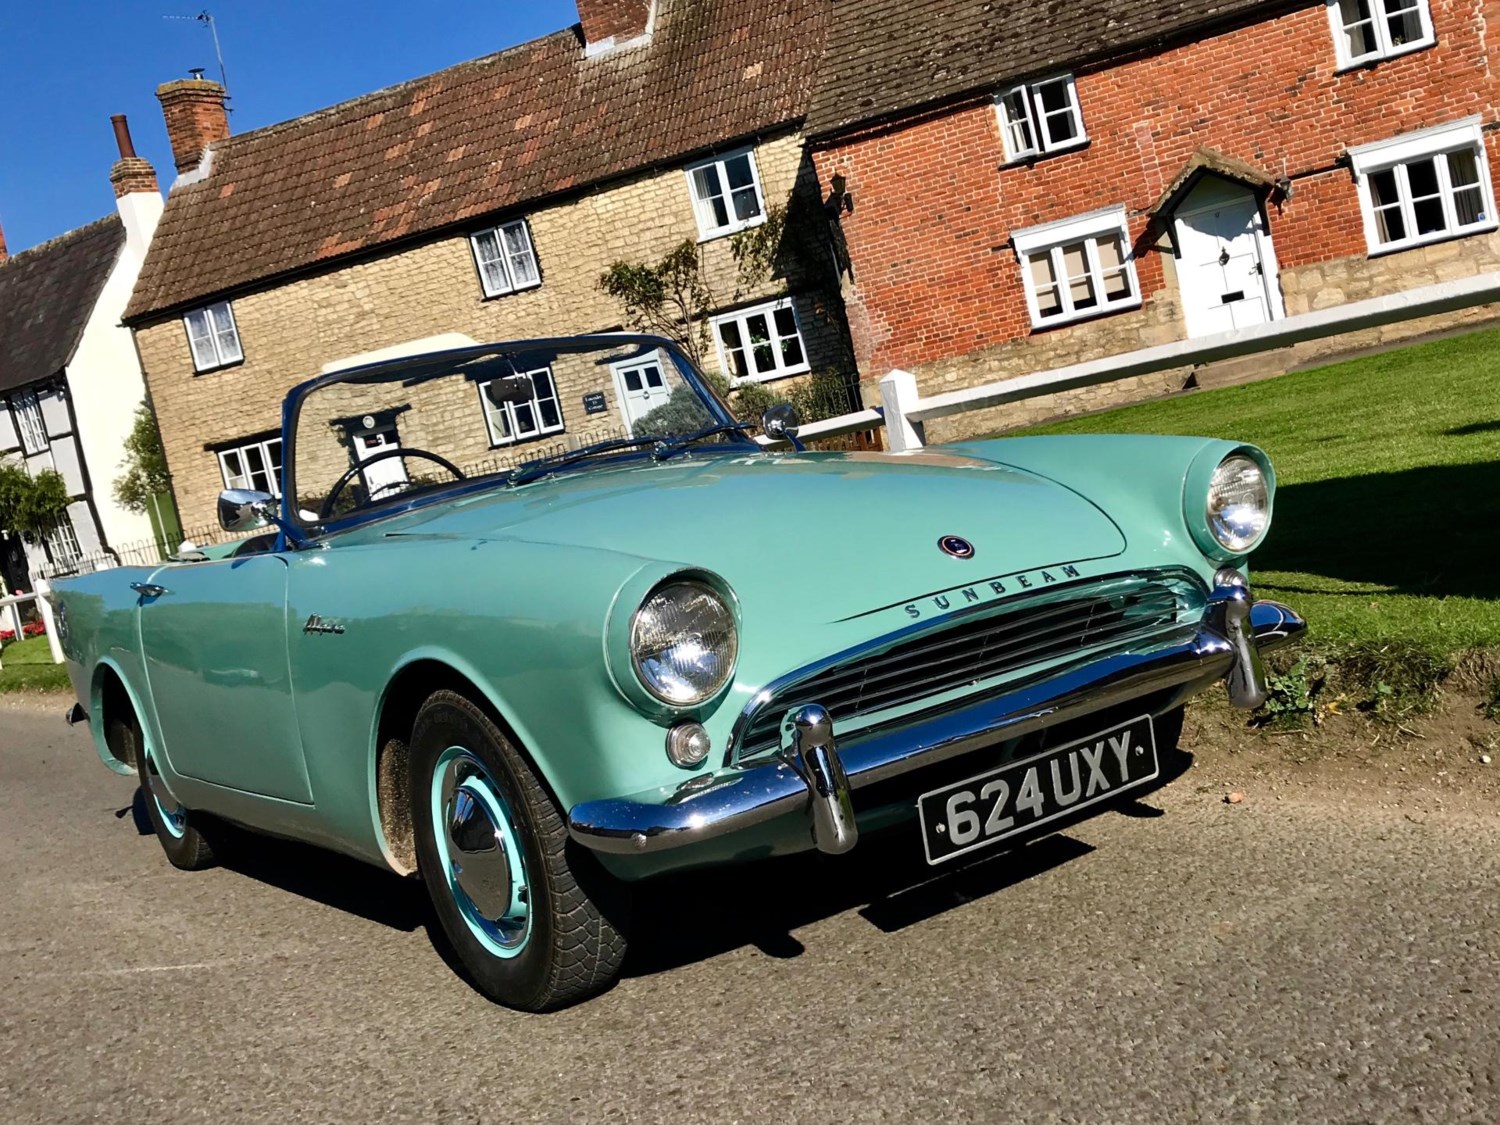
[
  {"left": 0, "top": 219, "right": 7, "bottom": 264},
  {"left": 578, "top": 0, "right": 655, "bottom": 53},
  {"left": 109, "top": 115, "right": 163, "bottom": 264},
  {"left": 156, "top": 74, "right": 229, "bottom": 175}
]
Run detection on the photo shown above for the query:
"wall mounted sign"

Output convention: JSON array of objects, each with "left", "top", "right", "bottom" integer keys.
[{"left": 583, "top": 392, "right": 608, "bottom": 415}]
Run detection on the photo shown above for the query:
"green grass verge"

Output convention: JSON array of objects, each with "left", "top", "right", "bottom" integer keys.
[
  {"left": 1016, "top": 324, "right": 1500, "bottom": 656},
  {"left": 0, "top": 635, "right": 70, "bottom": 694}
]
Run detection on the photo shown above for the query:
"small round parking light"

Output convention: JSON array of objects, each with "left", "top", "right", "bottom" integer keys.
[{"left": 666, "top": 722, "right": 712, "bottom": 769}]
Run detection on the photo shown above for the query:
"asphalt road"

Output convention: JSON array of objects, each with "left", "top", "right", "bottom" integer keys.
[{"left": 2, "top": 701, "right": 1498, "bottom": 1124}]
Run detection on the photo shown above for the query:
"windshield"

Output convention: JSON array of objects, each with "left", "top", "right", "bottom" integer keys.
[{"left": 287, "top": 335, "right": 746, "bottom": 527}]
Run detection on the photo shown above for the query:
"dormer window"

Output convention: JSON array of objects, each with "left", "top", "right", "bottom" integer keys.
[
  {"left": 184, "top": 301, "right": 243, "bottom": 373},
  {"left": 996, "top": 75, "right": 1086, "bottom": 163},
  {"left": 1327, "top": 0, "right": 1434, "bottom": 68}
]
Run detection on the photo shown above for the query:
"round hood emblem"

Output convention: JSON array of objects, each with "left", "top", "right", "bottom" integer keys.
[{"left": 938, "top": 535, "right": 975, "bottom": 559}]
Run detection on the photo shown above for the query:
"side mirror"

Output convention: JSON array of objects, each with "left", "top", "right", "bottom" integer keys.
[
  {"left": 760, "top": 403, "right": 802, "bottom": 442},
  {"left": 483, "top": 374, "right": 536, "bottom": 407},
  {"left": 217, "top": 489, "right": 277, "bottom": 534}
]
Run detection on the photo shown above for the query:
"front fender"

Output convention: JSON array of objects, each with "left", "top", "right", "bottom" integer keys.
[
  {"left": 284, "top": 537, "right": 705, "bottom": 865},
  {"left": 943, "top": 435, "right": 1276, "bottom": 577}
]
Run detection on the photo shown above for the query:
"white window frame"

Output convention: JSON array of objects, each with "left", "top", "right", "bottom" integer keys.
[
  {"left": 1348, "top": 117, "right": 1497, "bottom": 255},
  {"left": 469, "top": 219, "right": 542, "bottom": 298},
  {"left": 46, "top": 515, "right": 82, "bottom": 566},
  {"left": 996, "top": 74, "right": 1087, "bottom": 163},
  {"left": 10, "top": 390, "right": 48, "bottom": 455},
  {"left": 1012, "top": 206, "right": 1141, "bottom": 330},
  {"left": 1326, "top": 0, "right": 1435, "bottom": 69},
  {"left": 183, "top": 300, "right": 243, "bottom": 373},
  {"left": 217, "top": 436, "right": 283, "bottom": 498},
  {"left": 477, "top": 366, "right": 566, "bottom": 446},
  {"left": 710, "top": 298, "right": 811, "bottom": 385},
  {"left": 684, "top": 148, "right": 767, "bottom": 240}
]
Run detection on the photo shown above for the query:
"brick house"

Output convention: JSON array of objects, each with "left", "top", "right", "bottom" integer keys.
[
  {"left": 805, "top": 0, "right": 1500, "bottom": 436},
  {"left": 123, "top": 0, "right": 849, "bottom": 533},
  {"left": 0, "top": 118, "right": 167, "bottom": 588}
]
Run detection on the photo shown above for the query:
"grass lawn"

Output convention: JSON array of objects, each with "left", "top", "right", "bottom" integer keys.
[
  {"left": 1014, "top": 324, "right": 1500, "bottom": 656},
  {"left": 0, "top": 634, "right": 70, "bottom": 693}
]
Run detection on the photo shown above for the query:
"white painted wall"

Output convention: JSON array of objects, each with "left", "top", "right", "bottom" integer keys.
[{"left": 64, "top": 198, "right": 162, "bottom": 555}]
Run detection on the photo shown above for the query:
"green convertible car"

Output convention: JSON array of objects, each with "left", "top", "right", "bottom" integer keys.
[{"left": 52, "top": 334, "right": 1303, "bottom": 1010}]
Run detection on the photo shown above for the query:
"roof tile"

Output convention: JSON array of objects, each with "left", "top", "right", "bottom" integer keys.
[
  {"left": 127, "top": 0, "right": 829, "bottom": 322},
  {"left": 0, "top": 216, "right": 125, "bottom": 395}
]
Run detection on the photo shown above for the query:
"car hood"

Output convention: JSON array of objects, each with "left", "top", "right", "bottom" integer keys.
[{"left": 357, "top": 450, "right": 1127, "bottom": 620}]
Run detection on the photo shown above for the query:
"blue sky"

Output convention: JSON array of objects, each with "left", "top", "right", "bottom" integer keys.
[{"left": 0, "top": 0, "right": 580, "bottom": 250}]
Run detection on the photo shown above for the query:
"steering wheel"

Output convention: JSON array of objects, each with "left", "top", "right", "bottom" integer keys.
[{"left": 319, "top": 447, "right": 467, "bottom": 519}]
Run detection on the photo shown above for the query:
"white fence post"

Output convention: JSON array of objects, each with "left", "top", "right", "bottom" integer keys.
[
  {"left": 4, "top": 598, "right": 20, "bottom": 645},
  {"left": 879, "top": 369, "right": 925, "bottom": 452},
  {"left": 33, "top": 580, "right": 65, "bottom": 665}
]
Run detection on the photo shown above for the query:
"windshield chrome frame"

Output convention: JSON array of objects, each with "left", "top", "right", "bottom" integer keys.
[{"left": 280, "top": 333, "right": 750, "bottom": 540}]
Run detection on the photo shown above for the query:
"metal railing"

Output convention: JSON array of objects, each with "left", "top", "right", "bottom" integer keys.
[{"left": 33, "top": 524, "right": 228, "bottom": 581}]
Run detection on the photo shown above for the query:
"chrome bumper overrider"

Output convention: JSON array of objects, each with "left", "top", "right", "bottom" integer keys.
[{"left": 568, "top": 581, "right": 1305, "bottom": 857}]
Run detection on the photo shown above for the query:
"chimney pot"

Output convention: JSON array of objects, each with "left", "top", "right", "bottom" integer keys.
[
  {"left": 111, "top": 114, "right": 138, "bottom": 159},
  {"left": 577, "top": 0, "right": 654, "bottom": 50},
  {"left": 156, "top": 77, "right": 229, "bottom": 175},
  {"left": 0, "top": 220, "right": 8, "bottom": 264}
]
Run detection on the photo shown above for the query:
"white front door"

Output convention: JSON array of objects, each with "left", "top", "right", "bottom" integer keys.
[
  {"left": 1174, "top": 180, "right": 1282, "bottom": 337},
  {"left": 350, "top": 424, "right": 409, "bottom": 500},
  {"left": 611, "top": 357, "right": 670, "bottom": 435}
]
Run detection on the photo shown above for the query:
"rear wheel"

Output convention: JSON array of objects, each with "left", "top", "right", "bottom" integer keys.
[
  {"left": 409, "top": 690, "right": 627, "bottom": 1010},
  {"left": 127, "top": 715, "right": 217, "bottom": 871}
]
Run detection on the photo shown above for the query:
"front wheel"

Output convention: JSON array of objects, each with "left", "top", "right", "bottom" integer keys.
[{"left": 409, "top": 691, "right": 628, "bottom": 1010}]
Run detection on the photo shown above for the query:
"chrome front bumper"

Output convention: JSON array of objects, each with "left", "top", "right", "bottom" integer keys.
[{"left": 568, "top": 581, "right": 1305, "bottom": 858}]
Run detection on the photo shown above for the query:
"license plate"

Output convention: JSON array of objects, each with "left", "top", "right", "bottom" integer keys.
[{"left": 917, "top": 714, "right": 1158, "bottom": 865}]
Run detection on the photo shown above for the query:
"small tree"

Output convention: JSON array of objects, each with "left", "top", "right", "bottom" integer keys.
[
  {"left": 114, "top": 401, "right": 172, "bottom": 514},
  {"left": 598, "top": 241, "right": 716, "bottom": 367},
  {"left": 0, "top": 463, "right": 70, "bottom": 539}
]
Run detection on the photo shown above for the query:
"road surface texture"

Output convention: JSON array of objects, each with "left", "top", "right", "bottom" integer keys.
[{"left": 2, "top": 699, "right": 1497, "bottom": 1123}]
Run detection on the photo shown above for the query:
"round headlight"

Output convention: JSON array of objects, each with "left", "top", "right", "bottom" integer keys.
[
  {"left": 1207, "top": 455, "right": 1270, "bottom": 553},
  {"left": 630, "top": 582, "right": 738, "bottom": 705}
]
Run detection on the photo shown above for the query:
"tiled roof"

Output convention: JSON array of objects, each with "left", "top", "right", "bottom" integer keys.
[
  {"left": 0, "top": 216, "right": 124, "bottom": 395},
  {"left": 803, "top": 0, "right": 1300, "bottom": 139},
  {"left": 125, "top": 0, "right": 829, "bottom": 322}
]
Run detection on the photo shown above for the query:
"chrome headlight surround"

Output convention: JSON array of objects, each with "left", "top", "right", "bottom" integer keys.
[
  {"left": 607, "top": 570, "right": 740, "bottom": 719},
  {"left": 1185, "top": 445, "right": 1275, "bottom": 561},
  {"left": 630, "top": 580, "right": 739, "bottom": 706}
]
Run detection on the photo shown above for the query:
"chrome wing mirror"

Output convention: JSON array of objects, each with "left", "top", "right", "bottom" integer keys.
[
  {"left": 760, "top": 403, "right": 805, "bottom": 452},
  {"left": 217, "top": 489, "right": 277, "bottom": 534}
]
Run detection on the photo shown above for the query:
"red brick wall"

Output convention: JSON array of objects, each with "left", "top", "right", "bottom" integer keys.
[
  {"left": 577, "top": 0, "right": 653, "bottom": 46},
  {"left": 813, "top": 0, "right": 1500, "bottom": 375},
  {"left": 156, "top": 79, "right": 230, "bottom": 175}
]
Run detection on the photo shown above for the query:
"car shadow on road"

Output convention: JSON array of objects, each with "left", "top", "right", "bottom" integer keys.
[
  {"left": 210, "top": 827, "right": 430, "bottom": 932},
  {"left": 122, "top": 744, "right": 1189, "bottom": 988},
  {"left": 622, "top": 744, "right": 1191, "bottom": 977}
]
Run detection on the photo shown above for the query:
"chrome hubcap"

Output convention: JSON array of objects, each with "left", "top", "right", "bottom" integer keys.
[
  {"left": 445, "top": 786, "right": 512, "bottom": 922},
  {"left": 433, "top": 749, "right": 530, "bottom": 955}
]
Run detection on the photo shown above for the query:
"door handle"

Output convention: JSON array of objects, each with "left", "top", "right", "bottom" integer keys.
[{"left": 130, "top": 582, "right": 170, "bottom": 599}]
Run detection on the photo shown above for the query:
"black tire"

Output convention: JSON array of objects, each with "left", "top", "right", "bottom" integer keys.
[
  {"left": 128, "top": 716, "right": 217, "bottom": 871},
  {"left": 410, "top": 690, "right": 628, "bottom": 1011}
]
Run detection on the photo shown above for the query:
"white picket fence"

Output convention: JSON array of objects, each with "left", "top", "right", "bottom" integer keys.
[
  {"left": 767, "top": 270, "right": 1500, "bottom": 452},
  {"left": 0, "top": 581, "right": 64, "bottom": 669}
]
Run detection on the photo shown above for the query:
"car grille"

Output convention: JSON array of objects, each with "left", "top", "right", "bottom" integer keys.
[{"left": 734, "top": 574, "right": 1199, "bottom": 760}]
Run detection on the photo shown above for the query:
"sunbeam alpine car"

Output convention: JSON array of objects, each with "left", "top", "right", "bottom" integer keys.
[{"left": 50, "top": 334, "right": 1303, "bottom": 1010}]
